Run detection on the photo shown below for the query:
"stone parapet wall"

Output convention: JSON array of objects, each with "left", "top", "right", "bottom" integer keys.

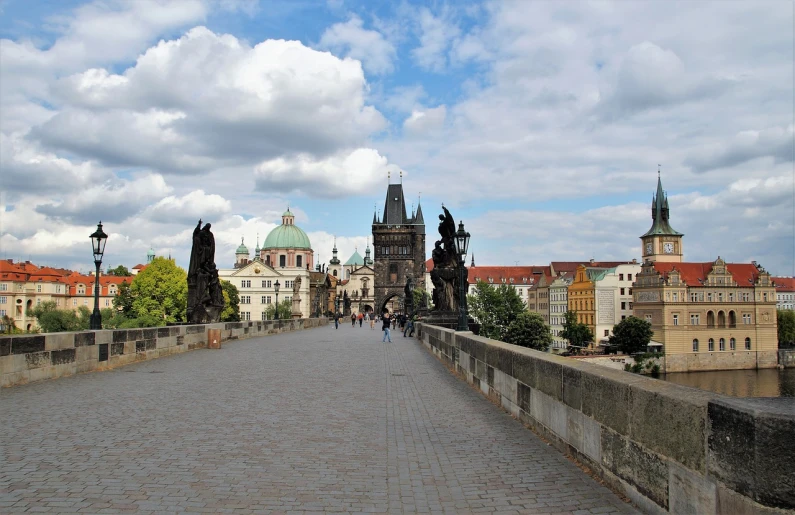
[
  {"left": 663, "top": 349, "right": 779, "bottom": 373},
  {"left": 1, "top": 318, "right": 328, "bottom": 388},
  {"left": 415, "top": 323, "right": 793, "bottom": 514}
]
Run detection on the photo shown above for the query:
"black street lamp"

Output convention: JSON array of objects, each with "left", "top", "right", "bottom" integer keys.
[
  {"left": 89, "top": 221, "right": 108, "bottom": 330},
  {"left": 453, "top": 220, "right": 471, "bottom": 331},
  {"left": 274, "top": 280, "right": 280, "bottom": 320}
]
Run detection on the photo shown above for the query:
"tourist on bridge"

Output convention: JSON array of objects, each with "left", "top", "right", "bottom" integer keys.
[
  {"left": 369, "top": 311, "right": 375, "bottom": 330},
  {"left": 381, "top": 310, "right": 392, "bottom": 342},
  {"left": 351, "top": 313, "right": 356, "bottom": 326},
  {"left": 358, "top": 312, "right": 363, "bottom": 327},
  {"left": 334, "top": 312, "right": 339, "bottom": 330}
]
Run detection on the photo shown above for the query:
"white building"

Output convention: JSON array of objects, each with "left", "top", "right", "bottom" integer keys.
[
  {"left": 548, "top": 272, "right": 573, "bottom": 353},
  {"left": 592, "top": 263, "right": 642, "bottom": 346}
]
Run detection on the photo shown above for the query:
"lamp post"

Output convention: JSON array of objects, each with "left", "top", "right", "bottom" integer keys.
[
  {"left": 89, "top": 221, "right": 108, "bottom": 330},
  {"left": 453, "top": 220, "right": 471, "bottom": 331},
  {"left": 274, "top": 280, "right": 280, "bottom": 320}
]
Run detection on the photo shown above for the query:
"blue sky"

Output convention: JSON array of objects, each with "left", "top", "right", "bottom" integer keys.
[{"left": 0, "top": 0, "right": 793, "bottom": 276}]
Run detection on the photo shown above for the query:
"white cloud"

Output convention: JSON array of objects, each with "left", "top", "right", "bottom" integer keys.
[
  {"left": 411, "top": 7, "right": 460, "bottom": 72},
  {"left": 318, "top": 15, "right": 396, "bottom": 75},
  {"left": 33, "top": 27, "right": 386, "bottom": 174},
  {"left": 403, "top": 106, "right": 446, "bottom": 135},
  {"left": 142, "top": 190, "right": 232, "bottom": 225},
  {"left": 254, "top": 148, "right": 395, "bottom": 197}
]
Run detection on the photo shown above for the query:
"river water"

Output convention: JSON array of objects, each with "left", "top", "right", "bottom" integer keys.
[{"left": 662, "top": 368, "right": 795, "bottom": 398}]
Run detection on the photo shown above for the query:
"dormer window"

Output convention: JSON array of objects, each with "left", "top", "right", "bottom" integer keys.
[{"left": 488, "top": 277, "right": 493, "bottom": 283}]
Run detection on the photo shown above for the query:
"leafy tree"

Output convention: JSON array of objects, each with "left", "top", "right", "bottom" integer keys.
[
  {"left": 113, "top": 280, "right": 135, "bottom": 317},
  {"left": 130, "top": 257, "right": 187, "bottom": 325},
  {"left": 467, "top": 280, "right": 526, "bottom": 341},
  {"left": 778, "top": 310, "right": 795, "bottom": 348},
  {"left": 28, "top": 301, "right": 82, "bottom": 333},
  {"left": 412, "top": 287, "right": 431, "bottom": 311},
  {"left": 504, "top": 311, "right": 552, "bottom": 351},
  {"left": 220, "top": 280, "right": 240, "bottom": 322},
  {"left": 609, "top": 316, "right": 653, "bottom": 355},
  {"left": 265, "top": 299, "right": 292, "bottom": 320},
  {"left": 560, "top": 310, "right": 593, "bottom": 353},
  {"left": 1, "top": 315, "right": 22, "bottom": 334},
  {"left": 106, "top": 265, "right": 132, "bottom": 276}
]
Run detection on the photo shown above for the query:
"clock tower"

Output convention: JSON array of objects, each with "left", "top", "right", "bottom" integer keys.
[{"left": 640, "top": 171, "right": 683, "bottom": 263}]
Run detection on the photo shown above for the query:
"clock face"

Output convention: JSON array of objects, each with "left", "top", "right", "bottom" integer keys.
[
  {"left": 645, "top": 242, "right": 653, "bottom": 255},
  {"left": 663, "top": 243, "right": 674, "bottom": 254}
]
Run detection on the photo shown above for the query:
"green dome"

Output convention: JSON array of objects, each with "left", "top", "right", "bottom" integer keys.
[
  {"left": 283, "top": 208, "right": 293, "bottom": 217},
  {"left": 263, "top": 224, "right": 311, "bottom": 250},
  {"left": 147, "top": 247, "right": 155, "bottom": 258},
  {"left": 235, "top": 238, "right": 249, "bottom": 254}
]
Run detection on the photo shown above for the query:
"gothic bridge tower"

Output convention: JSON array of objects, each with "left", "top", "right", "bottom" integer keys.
[{"left": 373, "top": 178, "right": 425, "bottom": 313}]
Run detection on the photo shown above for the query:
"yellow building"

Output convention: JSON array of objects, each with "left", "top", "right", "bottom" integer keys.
[
  {"left": 632, "top": 174, "right": 778, "bottom": 372},
  {"left": 568, "top": 265, "right": 597, "bottom": 345}
]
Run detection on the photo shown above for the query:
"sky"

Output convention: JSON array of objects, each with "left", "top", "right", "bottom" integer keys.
[{"left": 0, "top": 0, "right": 793, "bottom": 277}]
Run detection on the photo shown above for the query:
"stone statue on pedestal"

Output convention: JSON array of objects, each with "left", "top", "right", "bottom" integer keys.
[
  {"left": 291, "top": 276, "right": 302, "bottom": 319},
  {"left": 187, "top": 219, "right": 225, "bottom": 324},
  {"left": 430, "top": 206, "right": 465, "bottom": 312}
]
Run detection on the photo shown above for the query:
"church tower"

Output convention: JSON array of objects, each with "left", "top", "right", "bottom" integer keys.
[
  {"left": 372, "top": 176, "right": 425, "bottom": 313},
  {"left": 329, "top": 237, "right": 342, "bottom": 279},
  {"left": 640, "top": 172, "right": 683, "bottom": 262}
]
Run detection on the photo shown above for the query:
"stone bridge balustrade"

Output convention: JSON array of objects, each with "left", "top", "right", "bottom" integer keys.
[
  {"left": 415, "top": 322, "right": 794, "bottom": 514},
  {"left": 0, "top": 318, "right": 328, "bottom": 388}
]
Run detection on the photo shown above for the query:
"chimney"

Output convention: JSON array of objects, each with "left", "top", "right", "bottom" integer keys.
[
  {"left": 632, "top": 258, "right": 637, "bottom": 264},
  {"left": 589, "top": 258, "right": 595, "bottom": 265}
]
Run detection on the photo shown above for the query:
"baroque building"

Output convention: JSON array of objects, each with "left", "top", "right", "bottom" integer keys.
[
  {"left": 632, "top": 175, "right": 778, "bottom": 372},
  {"left": 372, "top": 180, "right": 425, "bottom": 313}
]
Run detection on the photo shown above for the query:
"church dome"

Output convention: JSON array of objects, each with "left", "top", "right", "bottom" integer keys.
[
  {"left": 235, "top": 238, "right": 249, "bottom": 255},
  {"left": 263, "top": 208, "right": 312, "bottom": 250}
]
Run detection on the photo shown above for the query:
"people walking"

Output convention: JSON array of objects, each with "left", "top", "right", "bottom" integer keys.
[
  {"left": 351, "top": 313, "right": 356, "bottom": 327},
  {"left": 381, "top": 310, "right": 392, "bottom": 342},
  {"left": 334, "top": 312, "right": 339, "bottom": 330},
  {"left": 370, "top": 312, "right": 375, "bottom": 330},
  {"left": 358, "top": 312, "right": 363, "bottom": 327},
  {"left": 404, "top": 313, "right": 416, "bottom": 338}
]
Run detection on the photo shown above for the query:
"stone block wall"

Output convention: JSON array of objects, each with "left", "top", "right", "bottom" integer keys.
[
  {"left": 415, "top": 323, "right": 793, "bottom": 514},
  {"left": 1, "top": 318, "right": 327, "bottom": 388},
  {"left": 779, "top": 349, "right": 795, "bottom": 368}
]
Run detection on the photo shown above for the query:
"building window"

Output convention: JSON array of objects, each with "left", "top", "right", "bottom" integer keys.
[
  {"left": 37, "top": 284, "right": 42, "bottom": 293},
  {"left": 742, "top": 313, "right": 751, "bottom": 324},
  {"left": 745, "top": 337, "right": 751, "bottom": 350},
  {"left": 645, "top": 314, "right": 652, "bottom": 323},
  {"left": 261, "top": 312, "right": 267, "bottom": 321},
  {"left": 104, "top": 299, "right": 110, "bottom": 307},
  {"left": 73, "top": 299, "right": 77, "bottom": 306},
  {"left": 604, "top": 330, "right": 609, "bottom": 337},
  {"left": 241, "top": 280, "right": 251, "bottom": 288},
  {"left": 707, "top": 293, "right": 713, "bottom": 302},
  {"left": 691, "top": 292, "right": 698, "bottom": 302},
  {"left": 619, "top": 288, "right": 624, "bottom": 295},
  {"left": 690, "top": 314, "right": 699, "bottom": 325},
  {"left": 0, "top": 297, "right": 5, "bottom": 304},
  {"left": 708, "top": 338, "right": 714, "bottom": 351},
  {"left": 279, "top": 255, "right": 286, "bottom": 267},
  {"left": 619, "top": 274, "right": 624, "bottom": 280},
  {"left": 0, "top": 284, "right": 6, "bottom": 291},
  {"left": 297, "top": 255, "right": 302, "bottom": 268},
  {"left": 719, "top": 338, "right": 725, "bottom": 351},
  {"left": 728, "top": 311, "right": 736, "bottom": 328},
  {"left": 692, "top": 339, "right": 699, "bottom": 352},
  {"left": 241, "top": 296, "right": 251, "bottom": 304},
  {"left": 718, "top": 292, "right": 723, "bottom": 302},
  {"left": 673, "top": 292, "right": 678, "bottom": 302},
  {"left": 83, "top": 299, "right": 88, "bottom": 305},
  {"left": 707, "top": 311, "right": 715, "bottom": 327},
  {"left": 672, "top": 314, "right": 679, "bottom": 326},
  {"left": 730, "top": 337, "right": 736, "bottom": 351},
  {"left": 261, "top": 296, "right": 267, "bottom": 304},
  {"left": 742, "top": 293, "right": 750, "bottom": 302},
  {"left": 78, "top": 287, "right": 85, "bottom": 294},
  {"left": 241, "top": 311, "right": 250, "bottom": 321},
  {"left": 627, "top": 274, "right": 632, "bottom": 281},
  {"left": 621, "top": 301, "right": 626, "bottom": 310}
]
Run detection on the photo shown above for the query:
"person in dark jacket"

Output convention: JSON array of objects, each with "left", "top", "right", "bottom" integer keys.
[{"left": 381, "top": 310, "right": 392, "bottom": 342}]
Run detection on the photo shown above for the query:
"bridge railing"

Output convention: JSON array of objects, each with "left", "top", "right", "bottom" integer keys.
[
  {"left": 0, "top": 318, "right": 328, "bottom": 388},
  {"left": 415, "top": 322, "right": 793, "bottom": 514}
]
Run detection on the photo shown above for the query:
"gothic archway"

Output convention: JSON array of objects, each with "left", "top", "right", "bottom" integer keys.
[{"left": 376, "top": 289, "right": 404, "bottom": 314}]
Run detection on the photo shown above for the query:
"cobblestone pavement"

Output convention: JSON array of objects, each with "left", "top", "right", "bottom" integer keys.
[{"left": 1, "top": 325, "right": 638, "bottom": 514}]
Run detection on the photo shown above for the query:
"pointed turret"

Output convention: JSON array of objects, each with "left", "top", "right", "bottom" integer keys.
[
  {"left": 470, "top": 254, "right": 475, "bottom": 267},
  {"left": 365, "top": 239, "right": 372, "bottom": 265},
  {"left": 330, "top": 236, "right": 340, "bottom": 265},
  {"left": 642, "top": 172, "right": 683, "bottom": 237},
  {"left": 414, "top": 202, "right": 424, "bottom": 225}
]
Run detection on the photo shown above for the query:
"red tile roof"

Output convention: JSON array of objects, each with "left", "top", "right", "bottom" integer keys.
[
  {"left": 468, "top": 266, "right": 549, "bottom": 285},
  {"left": 773, "top": 277, "right": 795, "bottom": 292},
  {"left": 652, "top": 262, "right": 763, "bottom": 287}
]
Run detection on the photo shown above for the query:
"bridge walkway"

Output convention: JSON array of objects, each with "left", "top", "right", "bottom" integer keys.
[{"left": 1, "top": 324, "right": 638, "bottom": 514}]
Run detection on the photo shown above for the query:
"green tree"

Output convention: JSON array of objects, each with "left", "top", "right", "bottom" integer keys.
[
  {"left": 412, "top": 287, "right": 431, "bottom": 311},
  {"left": 220, "top": 280, "right": 240, "bottom": 322},
  {"left": 106, "top": 265, "right": 132, "bottom": 276},
  {"left": 559, "top": 310, "right": 593, "bottom": 353},
  {"left": 467, "top": 280, "right": 526, "bottom": 341},
  {"left": 130, "top": 257, "right": 187, "bottom": 325},
  {"left": 28, "top": 301, "right": 81, "bottom": 333},
  {"left": 112, "top": 280, "right": 135, "bottom": 317},
  {"left": 265, "top": 299, "right": 292, "bottom": 320},
  {"left": 609, "top": 316, "right": 654, "bottom": 355},
  {"left": 504, "top": 311, "right": 552, "bottom": 351},
  {"left": 778, "top": 310, "right": 795, "bottom": 348}
]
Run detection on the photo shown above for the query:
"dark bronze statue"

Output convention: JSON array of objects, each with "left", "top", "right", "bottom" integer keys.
[
  {"left": 187, "top": 219, "right": 224, "bottom": 323},
  {"left": 404, "top": 276, "right": 415, "bottom": 316},
  {"left": 430, "top": 206, "right": 466, "bottom": 312}
]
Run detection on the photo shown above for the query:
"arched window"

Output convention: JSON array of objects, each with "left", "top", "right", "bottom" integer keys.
[
  {"left": 333, "top": 270, "right": 337, "bottom": 277},
  {"left": 728, "top": 311, "right": 736, "bottom": 328},
  {"left": 745, "top": 337, "right": 751, "bottom": 350},
  {"left": 707, "top": 311, "right": 715, "bottom": 327},
  {"left": 708, "top": 338, "right": 715, "bottom": 352},
  {"left": 719, "top": 338, "right": 725, "bottom": 351},
  {"left": 297, "top": 255, "right": 302, "bottom": 268},
  {"left": 730, "top": 337, "right": 736, "bottom": 351},
  {"left": 692, "top": 339, "right": 699, "bottom": 352},
  {"left": 717, "top": 311, "right": 726, "bottom": 327}
]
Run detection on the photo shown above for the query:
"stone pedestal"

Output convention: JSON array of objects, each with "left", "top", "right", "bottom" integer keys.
[{"left": 207, "top": 329, "right": 221, "bottom": 349}]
